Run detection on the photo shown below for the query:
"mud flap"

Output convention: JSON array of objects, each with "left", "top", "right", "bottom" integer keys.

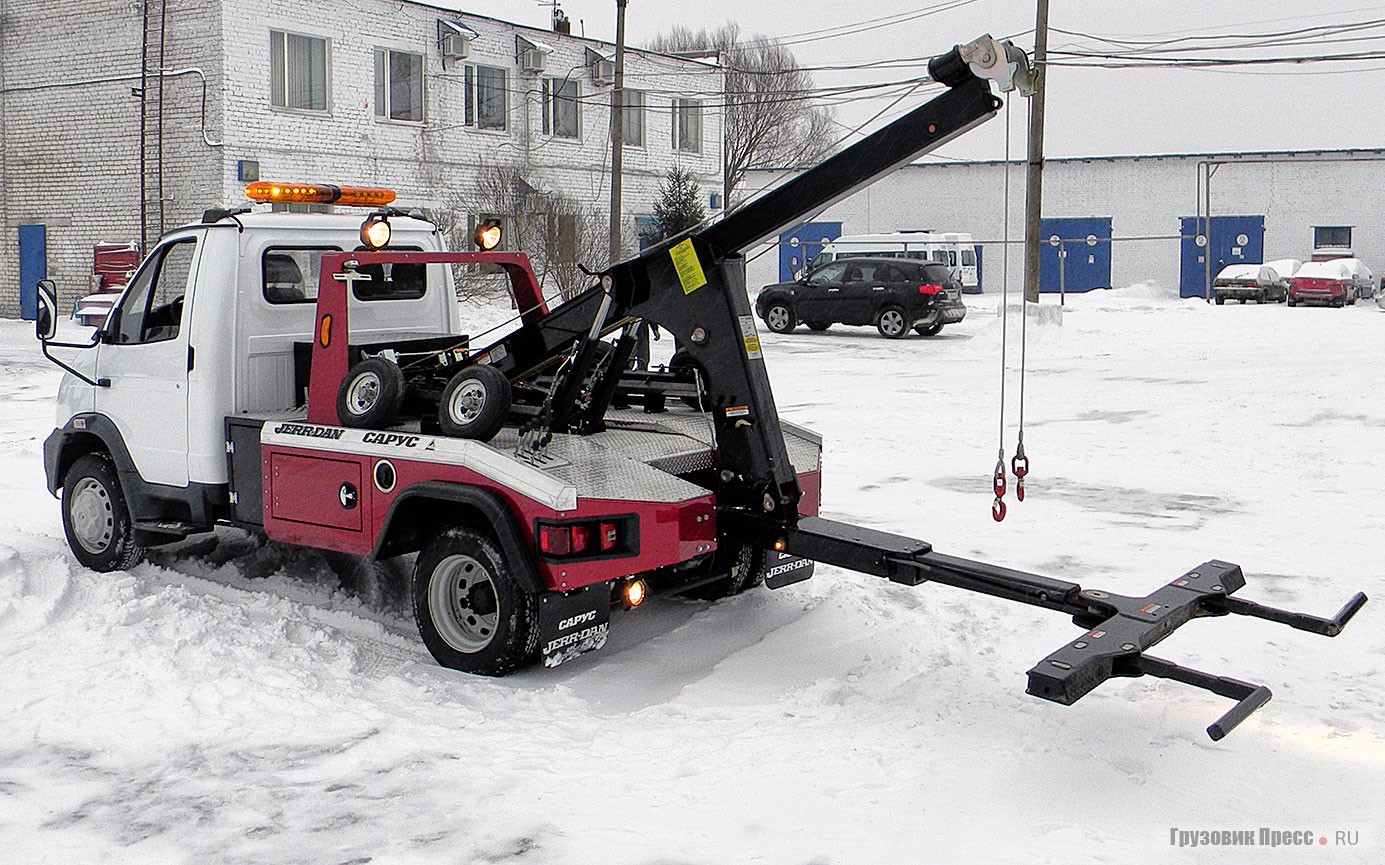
[
  {"left": 538, "top": 584, "right": 610, "bottom": 668},
  {"left": 764, "top": 551, "right": 814, "bottom": 589}
]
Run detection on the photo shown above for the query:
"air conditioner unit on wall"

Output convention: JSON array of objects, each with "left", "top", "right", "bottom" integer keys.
[
  {"left": 593, "top": 58, "right": 615, "bottom": 84},
  {"left": 442, "top": 32, "right": 471, "bottom": 60},
  {"left": 521, "top": 48, "right": 547, "bottom": 73}
]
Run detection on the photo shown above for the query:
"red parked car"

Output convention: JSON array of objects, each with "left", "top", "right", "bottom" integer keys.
[{"left": 1288, "top": 261, "right": 1356, "bottom": 307}]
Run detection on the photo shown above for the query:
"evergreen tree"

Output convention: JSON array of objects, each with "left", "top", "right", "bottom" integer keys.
[{"left": 643, "top": 167, "right": 707, "bottom": 245}]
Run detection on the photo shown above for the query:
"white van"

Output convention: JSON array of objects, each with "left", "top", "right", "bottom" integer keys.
[{"left": 808, "top": 232, "right": 979, "bottom": 292}]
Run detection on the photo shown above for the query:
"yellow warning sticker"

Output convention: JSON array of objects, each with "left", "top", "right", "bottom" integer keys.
[
  {"left": 739, "top": 315, "right": 763, "bottom": 359},
  {"left": 670, "top": 238, "right": 707, "bottom": 294}
]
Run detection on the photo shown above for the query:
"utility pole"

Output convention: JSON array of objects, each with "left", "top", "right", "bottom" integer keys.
[
  {"left": 1022, "top": 0, "right": 1050, "bottom": 303},
  {"left": 608, "top": 0, "right": 628, "bottom": 263}
]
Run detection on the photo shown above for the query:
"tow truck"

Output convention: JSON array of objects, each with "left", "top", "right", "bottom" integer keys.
[{"left": 35, "top": 36, "right": 1364, "bottom": 738}]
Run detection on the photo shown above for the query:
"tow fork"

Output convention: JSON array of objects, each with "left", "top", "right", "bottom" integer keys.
[{"left": 741, "top": 515, "right": 1368, "bottom": 740}]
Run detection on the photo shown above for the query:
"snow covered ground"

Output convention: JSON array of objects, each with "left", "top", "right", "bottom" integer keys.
[{"left": 1, "top": 287, "right": 1381, "bottom": 864}]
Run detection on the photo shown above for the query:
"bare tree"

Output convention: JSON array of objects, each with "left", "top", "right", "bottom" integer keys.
[
  {"left": 436, "top": 160, "right": 611, "bottom": 304},
  {"left": 648, "top": 22, "right": 837, "bottom": 204}
]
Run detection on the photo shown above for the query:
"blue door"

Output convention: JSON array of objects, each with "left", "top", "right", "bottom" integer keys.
[
  {"left": 18, "top": 224, "right": 47, "bottom": 320},
  {"left": 779, "top": 221, "right": 841, "bottom": 282},
  {"left": 1039, "top": 217, "right": 1112, "bottom": 294},
  {"left": 970, "top": 244, "right": 983, "bottom": 294},
  {"left": 1179, "top": 216, "right": 1265, "bottom": 298}
]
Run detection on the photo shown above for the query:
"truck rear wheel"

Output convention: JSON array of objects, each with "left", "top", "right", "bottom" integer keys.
[
  {"left": 61, "top": 453, "right": 145, "bottom": 572},
  {"left": 438, "top": 364, "right": 511, "bottom": 441},
  {"left": 684, "top": 543, "right": 769, "bottom": 600},
  {"left": 338, "top": 358, "right": 405, "bottom": 429},
  {"left": 413, "top": 526, "right": 538, "bottom": 676}
]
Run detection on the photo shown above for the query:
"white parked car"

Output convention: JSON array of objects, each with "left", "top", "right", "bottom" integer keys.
[{"left": 1336, "top": 258, "right": 1375, "bottom": 300}]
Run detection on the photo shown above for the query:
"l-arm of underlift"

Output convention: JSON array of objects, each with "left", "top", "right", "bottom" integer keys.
[{"left": 728, "top": 513, "right": 1366, "bottom": 740}]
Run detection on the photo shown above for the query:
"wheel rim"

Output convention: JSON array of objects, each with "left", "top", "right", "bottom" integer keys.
[
  {"left": 70, "top": 477, "right": 114, "bottom": 554},
  {"left": 767, "top": 306, "right": 790, "bottom": 331},
  {"left": 880, "top": 309, "right": 905, "bottom": 335},
  {"left": 429, "top": 553, "right": 499, "bottom": 653},
  {"left": 346, "top": 372, "right": 381, "bottom": 416},
  {"left": 447, "top": 379, "right": 488, "bottom": 426}
]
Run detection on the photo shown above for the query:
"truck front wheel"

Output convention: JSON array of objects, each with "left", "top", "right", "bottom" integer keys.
[
  {"left": 61, "top": 453, "right": 145, "bottom": 572},
  {"left": 413, "top": 527, "right": 538, "bottom": 676}
]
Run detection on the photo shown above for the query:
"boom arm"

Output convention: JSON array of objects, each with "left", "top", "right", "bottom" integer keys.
[{"left": 482, "top": 40, "right": 1007, "bottom": 517}]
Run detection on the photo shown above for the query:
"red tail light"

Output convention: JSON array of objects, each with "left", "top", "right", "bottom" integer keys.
[
  {"left": 539, "top": 524, "right": 572, "bottom": 556},
  {"left": 569, "top": 524, "right": 593, "bottom": 554},
  {"left": 537, "top": 517, "right": 635, "bottom": 560},
  {"left": 918, "top": 283, "right": 944, "bottom": 295},
  {"left": 600, "top": 522, "right": 619, "bottom": 551}
]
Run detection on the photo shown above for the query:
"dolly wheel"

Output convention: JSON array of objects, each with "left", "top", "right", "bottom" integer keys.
[
  {"left": 438, "top": 364, "right": 511, "bottom": 441},
  {"left": 337, "top": 357, "right": 406, "bottom": 428}
]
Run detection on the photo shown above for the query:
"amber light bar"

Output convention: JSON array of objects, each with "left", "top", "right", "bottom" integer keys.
[{"left": 244, "top": 181, "right": 396, "bottom": 207}]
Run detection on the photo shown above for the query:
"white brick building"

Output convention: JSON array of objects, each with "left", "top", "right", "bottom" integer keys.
[
  {"left": 744, "top": 149, "right": 1385, "bottom": 298},
  {"left": 0, "top": 0, "right": 724, "bottom": 316}
]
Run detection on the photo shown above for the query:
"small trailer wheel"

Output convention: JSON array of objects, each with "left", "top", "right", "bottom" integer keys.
[
  {"left": 413, "top": 526, "right": 538, "bottom": 676},
  {"left": 337, "top": 357, "right": 406, "bottom": 429},
  {"left": 438, "top": 364, "right": 511, "bottom": 441},
  {"left": 62, "top": 453, "right": 145, "bottom": 572},
  {"left": 914, "top": 321, "right": 944, "bottom": 337}
]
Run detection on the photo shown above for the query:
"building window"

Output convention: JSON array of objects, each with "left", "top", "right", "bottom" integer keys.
[
  {"left": 542, "top": 77, "right": 580, "bottom": 138},
  {"left": 620, "top": 88, "right": 645, "bottom": 147},
  {"left": 374, "top": 48, "right": 424, "bottom": 122},
  {"left": 270, "top": 31, "right": 328, "bottom": 112},
  {"left": 673, "top": 98, "right": 702, "bottom": 153},
  {"left": 1314, "top": 226, "right": 1352, "bottom": 250},
  {"left": 462, "top": 65, "right": 507, "bottom": 131}
]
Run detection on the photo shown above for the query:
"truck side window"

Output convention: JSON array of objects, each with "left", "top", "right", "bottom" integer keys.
[
  {"left": 112, "top": 239, "right": 196, "bottom": 344},
  {"left": 262, "top": 247, "right": 338, "bottom": 304},
  {"left": 351, "top": 246, "right": 427, "bottom": 301}
]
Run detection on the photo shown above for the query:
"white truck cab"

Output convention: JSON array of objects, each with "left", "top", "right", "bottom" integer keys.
[{"left": 46, "top": 208, "right": 455, "bottom": 533}]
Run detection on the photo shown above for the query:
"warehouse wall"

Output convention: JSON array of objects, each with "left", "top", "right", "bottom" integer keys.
[
  {"left": 0, "top": 0, "right": 223, "bottom": 317},
  {"left": 743, "top": 152, "right": 1385, "bottom": 296}
]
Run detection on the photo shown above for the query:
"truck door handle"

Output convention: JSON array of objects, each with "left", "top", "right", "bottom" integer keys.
[{"left": 187, "top": 346, "right": 195, "bottom": 372}]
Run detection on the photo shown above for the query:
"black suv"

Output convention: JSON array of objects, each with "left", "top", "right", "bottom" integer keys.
[{"left": 755, "top": 257, "right": 968, "bottom": 339}]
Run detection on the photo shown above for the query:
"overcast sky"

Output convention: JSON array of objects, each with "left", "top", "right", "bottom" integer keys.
[{"left": 476, "top": 0, "right": 1385, "bottom": 162}]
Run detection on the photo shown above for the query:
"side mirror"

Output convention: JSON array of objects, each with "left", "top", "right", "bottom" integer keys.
[{"left": 35, "top": 279, "right": 58, "bottom": 341}]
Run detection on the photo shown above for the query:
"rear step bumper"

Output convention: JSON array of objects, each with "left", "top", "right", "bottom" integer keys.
[{"left": 731, "top": 514, "right": 1367, "bottom": 739}]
